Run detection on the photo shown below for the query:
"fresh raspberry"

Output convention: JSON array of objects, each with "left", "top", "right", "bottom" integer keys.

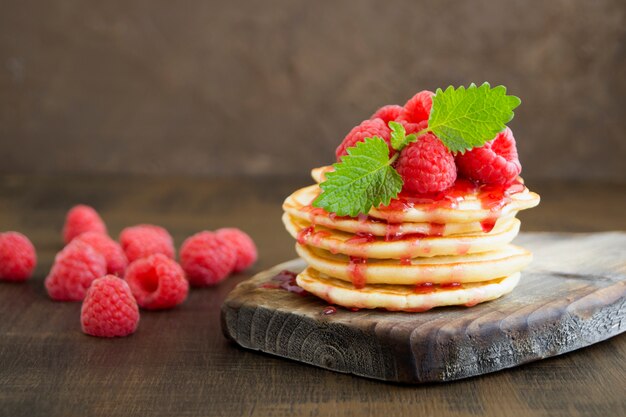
[
  {"left": 119, "top": 224, "right": 175, "bottom": 263},
  {"left": 335, "top": 118, "right": 392, "bottom": 161},
  {"left": 455, "top": 127, "right": 521, "bottom": 185},
  {"left": 216, "top": 228, "right": 258, "bottom": 273},
  {"left": 370, "top": 105, "right": 403, "bottom": 124},
  {"left": 395, "top": 133, "right": 457, "bottom": 194},
  {"left": 45, "top": 240, "right": 107, "bottom": 301},
  {"left": 62, "top": 204, "right": 107, "bottom": 244},
  {"left": 124, "top": 254, "right": 188, "bottom": 310},
  {"left": 400, "top": 119, "right": 429, "bottom": 135},
  {"left": 81, "top": 275, "right": 139, "bottom": 338},
  {"left": 75, "top": 231, "right": 128, "bottom": 277},
  {"left": 0, "top": 232, "right": 37, "bottom": 282},
  {"left": 398, "top": 90, "right": 434, "bottom": 124},
  {"left": 180, "top": 231, "right": 236, "bottom": 287}
]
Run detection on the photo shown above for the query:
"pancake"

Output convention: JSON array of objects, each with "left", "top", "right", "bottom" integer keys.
[
  {"left": 296, "top": 243, "right": 532, "bottom": 285},
  {"left": 283, "top": 213, "right": 521, "bottom": 259},
  {"left": 283, "top": 184, "right": 517, "bottom": 237},
  {"left": 296, "top": 267, "right": 521, "bottom": 312},
  {"left": 310, "top": 167, "right": 540, "bottom": 224}
]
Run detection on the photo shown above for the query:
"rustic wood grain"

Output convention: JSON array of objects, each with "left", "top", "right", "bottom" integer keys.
[
  {"left": 0, "top": 176, "right": 624, "bottom": 417},
  {"left": 222, "top": 233, "right": 626, "bottom": 383}
]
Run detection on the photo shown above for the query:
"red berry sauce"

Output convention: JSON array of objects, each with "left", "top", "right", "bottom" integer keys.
[
  {"left": 346, "top": 232, "right": 376, "bottom": 245},
  {"left": 414, "top": 282, "right": 434, "bottom": 294},
  {"left": 440, "top": 282, "right": 463, "bottom": 289},
  {"left": 347, "top": 256, "right": 367, "bottom": 289},
  {"left": 296, "top": 226, "right": 314, "bottom": 245},
  {"left": 296, "top": 225, "right": 331, "bottom": 246},
  {"left": 385, "top": 178, "right": 477, "bottom": 212},
  {"left": 322, "top": 306, "right": 337, "bottom": 315},
  {"left": 262, "top": 270, "right": 308, "bottom": 296},
  {"left": 379, "top": 178, "right": 526, "bottom": 229}
]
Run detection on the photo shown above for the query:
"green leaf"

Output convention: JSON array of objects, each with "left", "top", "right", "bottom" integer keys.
[
  {"left": 313, "top": 137, "right": 402, "bottom": 217},
  {"left": 428, "top": 82, "right": 521, "bottom": 153},
  {"left": 389, "top": 121, "right": 418, "bottom": 151}
]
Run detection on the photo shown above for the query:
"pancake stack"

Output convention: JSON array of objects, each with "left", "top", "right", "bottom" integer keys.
[{"left": 282, "top": 166, "right": 540, "bottom": 312}]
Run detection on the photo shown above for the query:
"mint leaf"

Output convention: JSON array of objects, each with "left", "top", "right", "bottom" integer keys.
[
  {"left": 389, "top": 121, "right": 418, "bottom": 150},
  {"left": 313, "top": 137, "right": 402, "bottom": 217},
  {"left": 428, "top": 83, "right": 521, "bottom": 153}
]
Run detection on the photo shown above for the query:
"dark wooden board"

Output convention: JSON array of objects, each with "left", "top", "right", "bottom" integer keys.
[{"left": 222, "top": 232, "right": 626, "bottom": 383}]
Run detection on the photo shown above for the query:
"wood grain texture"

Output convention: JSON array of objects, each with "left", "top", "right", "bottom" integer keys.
[
  {"left": 222, "top": 233, "right": 626, "bottom": 383},
  {"left": 0, "top": 176, "right": 625, "bottom": 417}
]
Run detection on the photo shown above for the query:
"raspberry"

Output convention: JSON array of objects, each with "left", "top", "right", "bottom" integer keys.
[
  {"left": 75, "top": 231, "right": 128, "bottom": 277},
  {"left": 455, "top": 127, "right": 521, "bottom": 185},
  {"left": 45, "top": 240, "right": 107, "bottom": 301},
  {"left": 395, "top": 133, "right": 457, "bottom": 194},
  {"left": 62, "top": 204, "right": 107, "bottom": 244},
  {"left": 119, "top": 224, "right": 175, "bottom": 263},
  {"left": 180, "top": 231, "right": 236, "bottom": 287},
  {"left": 370, "top": 105, "right": 403, "bottom": 124},
  {"left": 216, "top": 228, "right": 258, "bottom": 272},
  {"left": 400, "top": 119, "right": 429, "bottom": 135},
  {"left": 124, "top": 254, "right": 188, "bottom": 310},
  {"left": 0, "top": 232, "right": 37, "bottom": 282},
  {"left": 335, "top": 118, "right": 392, "bottom": 161},
  {"left": 398, "top": 90, "right": 434, "bottom": 124},
  {"left": 81, "top": 275, "right": 139, "bottom": 338}
]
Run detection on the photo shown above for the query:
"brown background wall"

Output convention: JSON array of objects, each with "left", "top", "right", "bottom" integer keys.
[{"left": 1, "top": 0, "right": 625, "bottom": 180}]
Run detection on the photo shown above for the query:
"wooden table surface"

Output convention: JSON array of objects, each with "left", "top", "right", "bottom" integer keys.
[{"left": 0, "top": 175, "right": 624, "bottom": 417}]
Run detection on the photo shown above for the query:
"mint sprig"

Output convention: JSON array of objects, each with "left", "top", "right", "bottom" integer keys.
[
  {"left": 428, "top": 83, "right": 521, "bottom": 153},
  {"left": 313, "top": 82, "right": 521, "bottom": 216},
  {"left": 313, "top": 137, "right": 402, "bottom": 217},
  {"left": 389, "top": 121, "right": 418, "bottom": 150}
]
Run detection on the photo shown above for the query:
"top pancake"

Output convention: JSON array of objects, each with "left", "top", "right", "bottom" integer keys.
[
  {"left": 309, "top": 166, "right": 540, "bottom": 224},
  {"left": 284, "top": 185, "right": 517, "bottom": 237}
]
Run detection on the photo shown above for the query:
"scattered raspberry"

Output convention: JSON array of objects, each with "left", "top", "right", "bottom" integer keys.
[
  {"left": 216, "top": 228, "right": 257, "bottom": 273},
  {"left": 124, "top": 254, "right": 188, "bottom": 310},
  {"left": 81, "top": 275, "right": 139, "bottom": 338},
  {"left": 395, "top": 133, "right": 457, "bottom": 194},
  {"left": 62, "top": 204, "right": 107, "bottom": 244},
  {"left": 75, "top": 232, "right": 128, "bottom": 277},
  {"left": 180, "top": 231, "right": 236, "bottom": 287},
  {"left": 398, "top": 90, "right": 434, "bottom": 124},
  {"left": 455, "top": 127, "right": 521, "bottom": 185},
  {"left": 45, "top": 240, "right": 107, "bottom": 301},
  {"left": 119, "top": 224, "right": 175, "bottom": 263},
  {"left": 335, "top": 118, "right": 392, "bottom": 161},
  {"left": 0, "top": 232, "right": 37, "bottom": 282},
  {"left": 370, "top": 105, "right": 403, "bottom": 124}
]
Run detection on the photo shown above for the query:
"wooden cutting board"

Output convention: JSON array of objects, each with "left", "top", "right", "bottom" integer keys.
[{"left": 221, "top": 232, "right": 626, "bottom": 383}]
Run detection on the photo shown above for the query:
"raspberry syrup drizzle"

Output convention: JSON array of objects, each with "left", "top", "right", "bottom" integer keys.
[
  {"left": 413, "top": 281, "right": 463, "bottom": 294},
  {"left": 348, "top": 256, "right": 367, "bottom": 289},
  {"left": 322, "top": 306, "right": 337, "bottom": 315},
  {"left": 384, "top": 178, "right": 477, "bottom": 212},
  {"left": 261, "top": 270, "right": 308, "bottom": 296},
  {"left": 296, "top": 226, "right": 331, "bottom": 246},
  {"left": 476, "top": 181, "right": 525, "bottom": 232},
  {"left": 346, "top": 232, "right": 376, "bottom": 245},
  {"left": 303, "top": 207, "right": 449, "bottom": 240},
  {"left": 380, "top": 178, "right": 525, "bottom": 233},
  {"left": 414, "top": 282, "right": 434, "bottom": 294},
  {"left": 296, "top": 226, "right": 314, "bottom": 245}
]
